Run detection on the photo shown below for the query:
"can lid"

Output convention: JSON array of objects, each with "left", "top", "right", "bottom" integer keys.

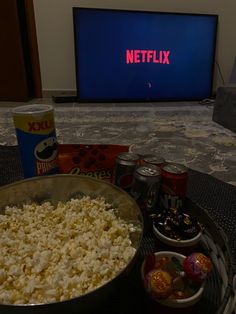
[
  {"left": 12, "top": 104, "right": 54, "bottom": 115},
  {"left": 143, "top": 154, "right": 165, "bottom": 164},
  {"left": 117, "top": 152, "right": 140, "bottom": 162},
  {"left": 135, "top": 165, "right": 160, "bottom": 177},
  {"left": 163, "top": 163, "right": 188, "bottom": 174}
]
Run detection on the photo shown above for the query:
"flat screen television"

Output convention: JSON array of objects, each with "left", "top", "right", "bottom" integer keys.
[{"left": 73, "top": 7, "right": 218, "bottom": 102}]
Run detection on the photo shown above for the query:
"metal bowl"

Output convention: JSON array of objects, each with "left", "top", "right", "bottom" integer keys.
[{"left": 0, "top": 174, "right": 143, "bottom": 314}]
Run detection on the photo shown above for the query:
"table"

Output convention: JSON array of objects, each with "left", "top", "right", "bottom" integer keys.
[{"left": 0, "top": 145, "right": 235, "bottom": 314}]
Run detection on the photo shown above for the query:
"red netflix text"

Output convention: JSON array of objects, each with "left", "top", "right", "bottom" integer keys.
[{"left": 126, "top": 50, "right": 170, "bottom": 64}]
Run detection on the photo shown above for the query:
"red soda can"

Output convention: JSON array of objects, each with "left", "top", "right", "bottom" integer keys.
[
  {"left": 159, "top": 163, "right": 188, "bottom": 209},
  {"left": 140, "top": 154, "right": 165, "bottom": 168},
  {"left": 131, "top": 165, "right": 161, "bottom": 233},
  {"left": 113, "top": 152, "right": 140, "bottom": 193}
]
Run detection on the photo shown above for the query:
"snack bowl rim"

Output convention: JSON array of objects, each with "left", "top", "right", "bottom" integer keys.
[
  {"left": 153, "top": 222, "right": 202, "bottom": 248},
  {"left": 141, "top": 250, "right": 204, "bottom": 308}
]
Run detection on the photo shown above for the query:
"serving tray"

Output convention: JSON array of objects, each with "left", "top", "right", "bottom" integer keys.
[
  {"left": 0, "top": 145, "right": 235, "bottom": 313},
  {"left": 96, "top": 197, "right": 234, "bottom": 314}
]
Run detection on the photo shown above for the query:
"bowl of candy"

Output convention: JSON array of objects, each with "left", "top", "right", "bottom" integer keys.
[
  {"left": 141, "top": 251, "right": 212, "bottom": 308},
  {"left": 152, "top": 207, "right": 202, "bottom": 247}
]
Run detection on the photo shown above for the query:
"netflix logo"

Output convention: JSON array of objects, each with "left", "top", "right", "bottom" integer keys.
[{"left": 126, "top": 49, "right": 170, "bottom": 64}]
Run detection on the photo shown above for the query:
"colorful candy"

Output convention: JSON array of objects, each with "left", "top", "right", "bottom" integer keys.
[
  {"left": 145, "top": 269, "right": 173, "bottom": 299},
  {"left": 183, "top": 252, "right": 213, "bottom": 283},
  {"left": 153, "top": 208, "right": 202, "bottom": 241},
  {"left": 142, "top": 253, "right": 213, "bottom": 302}
]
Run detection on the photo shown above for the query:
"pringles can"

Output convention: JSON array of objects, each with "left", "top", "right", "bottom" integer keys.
[
  {"left": 12, "top": 104, "right": 59, "bottom": 178},
  {"left": 159, "top": 162, "right": 188, "bottom": 210}
]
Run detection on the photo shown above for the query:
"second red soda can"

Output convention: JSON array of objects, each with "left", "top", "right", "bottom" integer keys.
[{"left": 159, "top": 162, "right": 188, "bottom": 210}]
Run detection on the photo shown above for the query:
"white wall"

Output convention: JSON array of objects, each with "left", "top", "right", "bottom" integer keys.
[{"left": 33, "top": 0, "right": 236, "bottom": 94}]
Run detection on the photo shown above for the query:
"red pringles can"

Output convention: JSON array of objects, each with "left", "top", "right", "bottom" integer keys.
[
  {"left": 159, "top": 163, "right": 188, "bottom": 210},
  {"left": 112, "top": 152, "right": 140, "bottom": 193}
]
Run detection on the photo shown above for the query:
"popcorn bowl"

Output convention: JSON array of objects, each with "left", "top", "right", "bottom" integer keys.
[
  {"left": 141, "top": 251, "right": 204, "bottom": 308},
  {"left": 0, "top": 174, "right": 143, "bottom": 314}
]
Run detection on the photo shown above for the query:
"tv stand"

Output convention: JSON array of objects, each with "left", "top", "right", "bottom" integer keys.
[{"left": 52, "top": 95, "right": 78, "bottom": 103}]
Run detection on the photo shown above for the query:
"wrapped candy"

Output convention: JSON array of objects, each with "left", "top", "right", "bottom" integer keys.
[
  {"left": 183, "top": 252, "right": 212, "bottom": 283},
  {"left": 145, "top": 269, "right": 173, "bottom": 299},
  {"left": 142, "top": 253, "right": 212, "bottom": 303},
  {"left": 153, "top": 208, "right": 202, "bottom": 241}
]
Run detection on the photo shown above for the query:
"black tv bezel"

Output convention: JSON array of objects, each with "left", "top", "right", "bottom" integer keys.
[{"left": 73, "top": 7, "right": 218, "bottom": 103}]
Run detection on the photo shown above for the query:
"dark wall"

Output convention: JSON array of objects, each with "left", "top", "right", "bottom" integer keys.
[{"left": 0, "top": 0, "right": 39, "bottom": 101}]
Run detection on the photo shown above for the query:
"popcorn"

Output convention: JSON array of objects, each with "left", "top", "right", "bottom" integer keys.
[{"left": 0, "top": 196, "right": 137, "bottom": 304}]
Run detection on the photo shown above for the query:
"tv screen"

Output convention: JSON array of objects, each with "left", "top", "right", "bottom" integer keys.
[{"left": 73, "top": 8, "right": 218, "bottom": 102}]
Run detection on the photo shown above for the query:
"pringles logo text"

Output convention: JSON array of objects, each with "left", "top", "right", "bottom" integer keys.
[
  {"left": 28, "top": 120, "right": 54, "bottom": 132},
  {"left": 126, "top": 49, "right": 170, "bottom": 64}
]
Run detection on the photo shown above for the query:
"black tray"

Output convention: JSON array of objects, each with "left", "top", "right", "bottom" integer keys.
[
  {"left": 95, "top": 197, "right": 233, "bottom": 314},
  {"left": 0, "top": 145, "right": 235, "bottom": 314}
]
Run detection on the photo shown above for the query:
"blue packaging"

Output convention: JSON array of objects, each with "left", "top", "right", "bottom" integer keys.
[{"left": 12, "top": 104, "right": 59, "bottom": 178}]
